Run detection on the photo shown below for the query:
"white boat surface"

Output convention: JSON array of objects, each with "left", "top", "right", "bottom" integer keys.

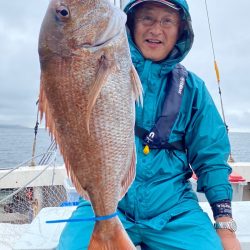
[{"left": 0, "top": 161, "right": 250, "bottom": 250}]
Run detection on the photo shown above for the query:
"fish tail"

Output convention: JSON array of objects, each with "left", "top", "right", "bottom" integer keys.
[{"left": 88, "top": 217, "right": 136, "bottom": 250}]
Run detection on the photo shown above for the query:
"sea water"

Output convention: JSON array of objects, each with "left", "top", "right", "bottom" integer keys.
[
  {"left": 0, "top": 126, "right": 63, "bottom": 169},
  {"left": 0, "top": 126, "right": 250, "bottom": 169}
]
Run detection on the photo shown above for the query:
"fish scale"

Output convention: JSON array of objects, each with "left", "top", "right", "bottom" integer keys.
[{"left": 38, "top": 0, "right": 142, "bottom": 249}]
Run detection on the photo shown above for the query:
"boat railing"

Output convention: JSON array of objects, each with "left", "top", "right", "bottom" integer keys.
[{"left": 0, "top": 150, "right": 67, "bottom": 224}]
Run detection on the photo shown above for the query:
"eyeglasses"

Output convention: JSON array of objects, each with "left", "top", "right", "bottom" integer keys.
[{"left": 136, "top": 16, "right": 179, "bottom": 28}]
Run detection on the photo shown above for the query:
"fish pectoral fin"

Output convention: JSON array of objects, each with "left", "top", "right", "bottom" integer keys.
[
  {"left": 120, "top": 146, "right": 136, "bottom": 199},
  {"left": 88, "top": 217, "right": 136, "bottom": 250},
  {"left": 131, "top": 64, "right": 143, "bottom": 106},
  {"left": 86, "top": 55, "right": 114, "bottom": 135}
]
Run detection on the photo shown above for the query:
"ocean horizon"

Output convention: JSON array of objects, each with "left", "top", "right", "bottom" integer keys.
[{"left": 0, "top": 125, "right": 250, "bottom": 169}]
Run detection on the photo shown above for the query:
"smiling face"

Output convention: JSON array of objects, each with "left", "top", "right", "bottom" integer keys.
[{"left": 133, "top": 2, "right": 181, "bottom": 61}]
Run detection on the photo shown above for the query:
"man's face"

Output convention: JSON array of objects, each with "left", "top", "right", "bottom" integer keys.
[{"left": 133, "top": 2, "right": 181, "bottom": 62}]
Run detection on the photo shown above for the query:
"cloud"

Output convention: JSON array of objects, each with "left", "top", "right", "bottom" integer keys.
[
  {"left": 226, "top": 110, "right": 250, "bottom": 132},
  {"left": 183, "top": 0, "right": 250, "bottom": 132},
  {"left": 0, "top": 1, "right": 48, "bottom": 127},
  {"left": 0, "top": 0, "right": 249, "bottom": 132}
]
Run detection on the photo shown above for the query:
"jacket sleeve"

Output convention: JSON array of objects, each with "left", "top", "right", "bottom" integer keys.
[{"left": 184, "top": 76, "right": 233, "bottom": 204}]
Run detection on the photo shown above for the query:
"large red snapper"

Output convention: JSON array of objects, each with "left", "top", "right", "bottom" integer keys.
[{"left": 38, "top": 0, "right": 142, "bottom": 249}]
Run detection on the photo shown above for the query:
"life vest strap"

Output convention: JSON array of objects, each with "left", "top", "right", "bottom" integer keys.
[
  {"left": 135, "top": 124, "right": 185, "bottom": 151},
  {"left": 134, "top": 63, "right": 188, "bottom": 152}
]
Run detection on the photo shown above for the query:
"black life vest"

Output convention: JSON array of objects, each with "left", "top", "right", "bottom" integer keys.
[{"left": 135, "top": 63, "right": 187, "bottom": 152}]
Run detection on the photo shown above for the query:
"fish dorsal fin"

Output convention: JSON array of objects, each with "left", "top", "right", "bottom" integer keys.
[
  {"left": 131, "top": 64, "right": 143, "bottom": 106},
  {"left": 120, "top": 146, "right": 136, "bottom": 199},
  {"left": 86, "top": 55, "right": 114, "bottom": 134},
  {"left": 38, "top": 75, "right": 57, "bottom": 139}
]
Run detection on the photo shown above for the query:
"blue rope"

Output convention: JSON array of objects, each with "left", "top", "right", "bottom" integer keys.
[{"left": 46, "top": 211, "right": 118, "bottom": 224}]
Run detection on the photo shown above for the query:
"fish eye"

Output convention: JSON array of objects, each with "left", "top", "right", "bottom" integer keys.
[{"left": 56, "top": 6, "right": 70, "bottom": 18}]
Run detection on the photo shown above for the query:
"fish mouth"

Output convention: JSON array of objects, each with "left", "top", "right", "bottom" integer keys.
[
  {"left": 79, "top": 29, "right": 122, "bottom": 50},
  {"left": 75, "top": 6, "right": 125, "bottom": 50}
]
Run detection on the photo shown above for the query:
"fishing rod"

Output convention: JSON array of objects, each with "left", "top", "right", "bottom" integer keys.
[
  {"left": 204, "top": 0, "right": 234, "bottom": 162},
  {"left": 30, "top": 99, "right": 40, "bottom": 166}
]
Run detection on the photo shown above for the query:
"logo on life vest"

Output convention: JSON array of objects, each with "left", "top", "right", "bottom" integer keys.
[
  {"left": 145, "top": 132, "right": 155, "bottom": 144},
  {"left": 178, "top": 77, "right": 185, "bottom": 95}
]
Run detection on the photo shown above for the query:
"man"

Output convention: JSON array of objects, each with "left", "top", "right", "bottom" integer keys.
[{"left": 58, "top": 0, "right": 240, "bottom": 249}]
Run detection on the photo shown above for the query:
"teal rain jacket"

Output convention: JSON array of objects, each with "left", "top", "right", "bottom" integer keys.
[{"left": 118, "top": 0, "right": 233, "bottom": 230}]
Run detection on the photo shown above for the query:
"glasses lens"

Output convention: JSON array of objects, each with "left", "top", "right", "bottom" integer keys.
[{"left": 138, "top": 16, "right": 155, "bottom": 26}]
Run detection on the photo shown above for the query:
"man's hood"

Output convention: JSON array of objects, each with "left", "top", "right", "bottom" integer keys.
[{"left": 124, "top": 0, "right": 194, "bottom": 66}]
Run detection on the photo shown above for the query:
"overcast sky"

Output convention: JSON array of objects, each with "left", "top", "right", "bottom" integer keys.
[{"left": 0, "top": 0, "right": 249, "bottom": 132}]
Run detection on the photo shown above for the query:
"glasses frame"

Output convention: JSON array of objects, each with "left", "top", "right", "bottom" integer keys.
[{"left": 135, "top": 15, "right": 180, "bottom": 29}]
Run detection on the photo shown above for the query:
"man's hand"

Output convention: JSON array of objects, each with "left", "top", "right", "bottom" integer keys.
[{"left": 216, "top": 217, "right": 241, "bottom": 250}]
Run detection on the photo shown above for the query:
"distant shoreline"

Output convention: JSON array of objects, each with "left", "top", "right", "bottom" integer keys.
[
  {"left": 0, "top": 124, "right": 249, "bottom": 133},
  {"left": 0, "top": 124, "right": 29, "bottom": 129}
]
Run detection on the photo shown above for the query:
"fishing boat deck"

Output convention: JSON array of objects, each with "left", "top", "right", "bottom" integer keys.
[
  {"left": 0, "top": 201, "right": 249, "bottom": 250},
  {"left": 0, "top": 223, "right": 29, "bottom": 250},
  {"left": 0, "top": 163, "right": 250, "bottom": 249}
]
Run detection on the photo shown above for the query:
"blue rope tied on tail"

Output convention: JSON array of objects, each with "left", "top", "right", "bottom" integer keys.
[{"left": 46, "top": 211, "right": 118, "bottom": 224}]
